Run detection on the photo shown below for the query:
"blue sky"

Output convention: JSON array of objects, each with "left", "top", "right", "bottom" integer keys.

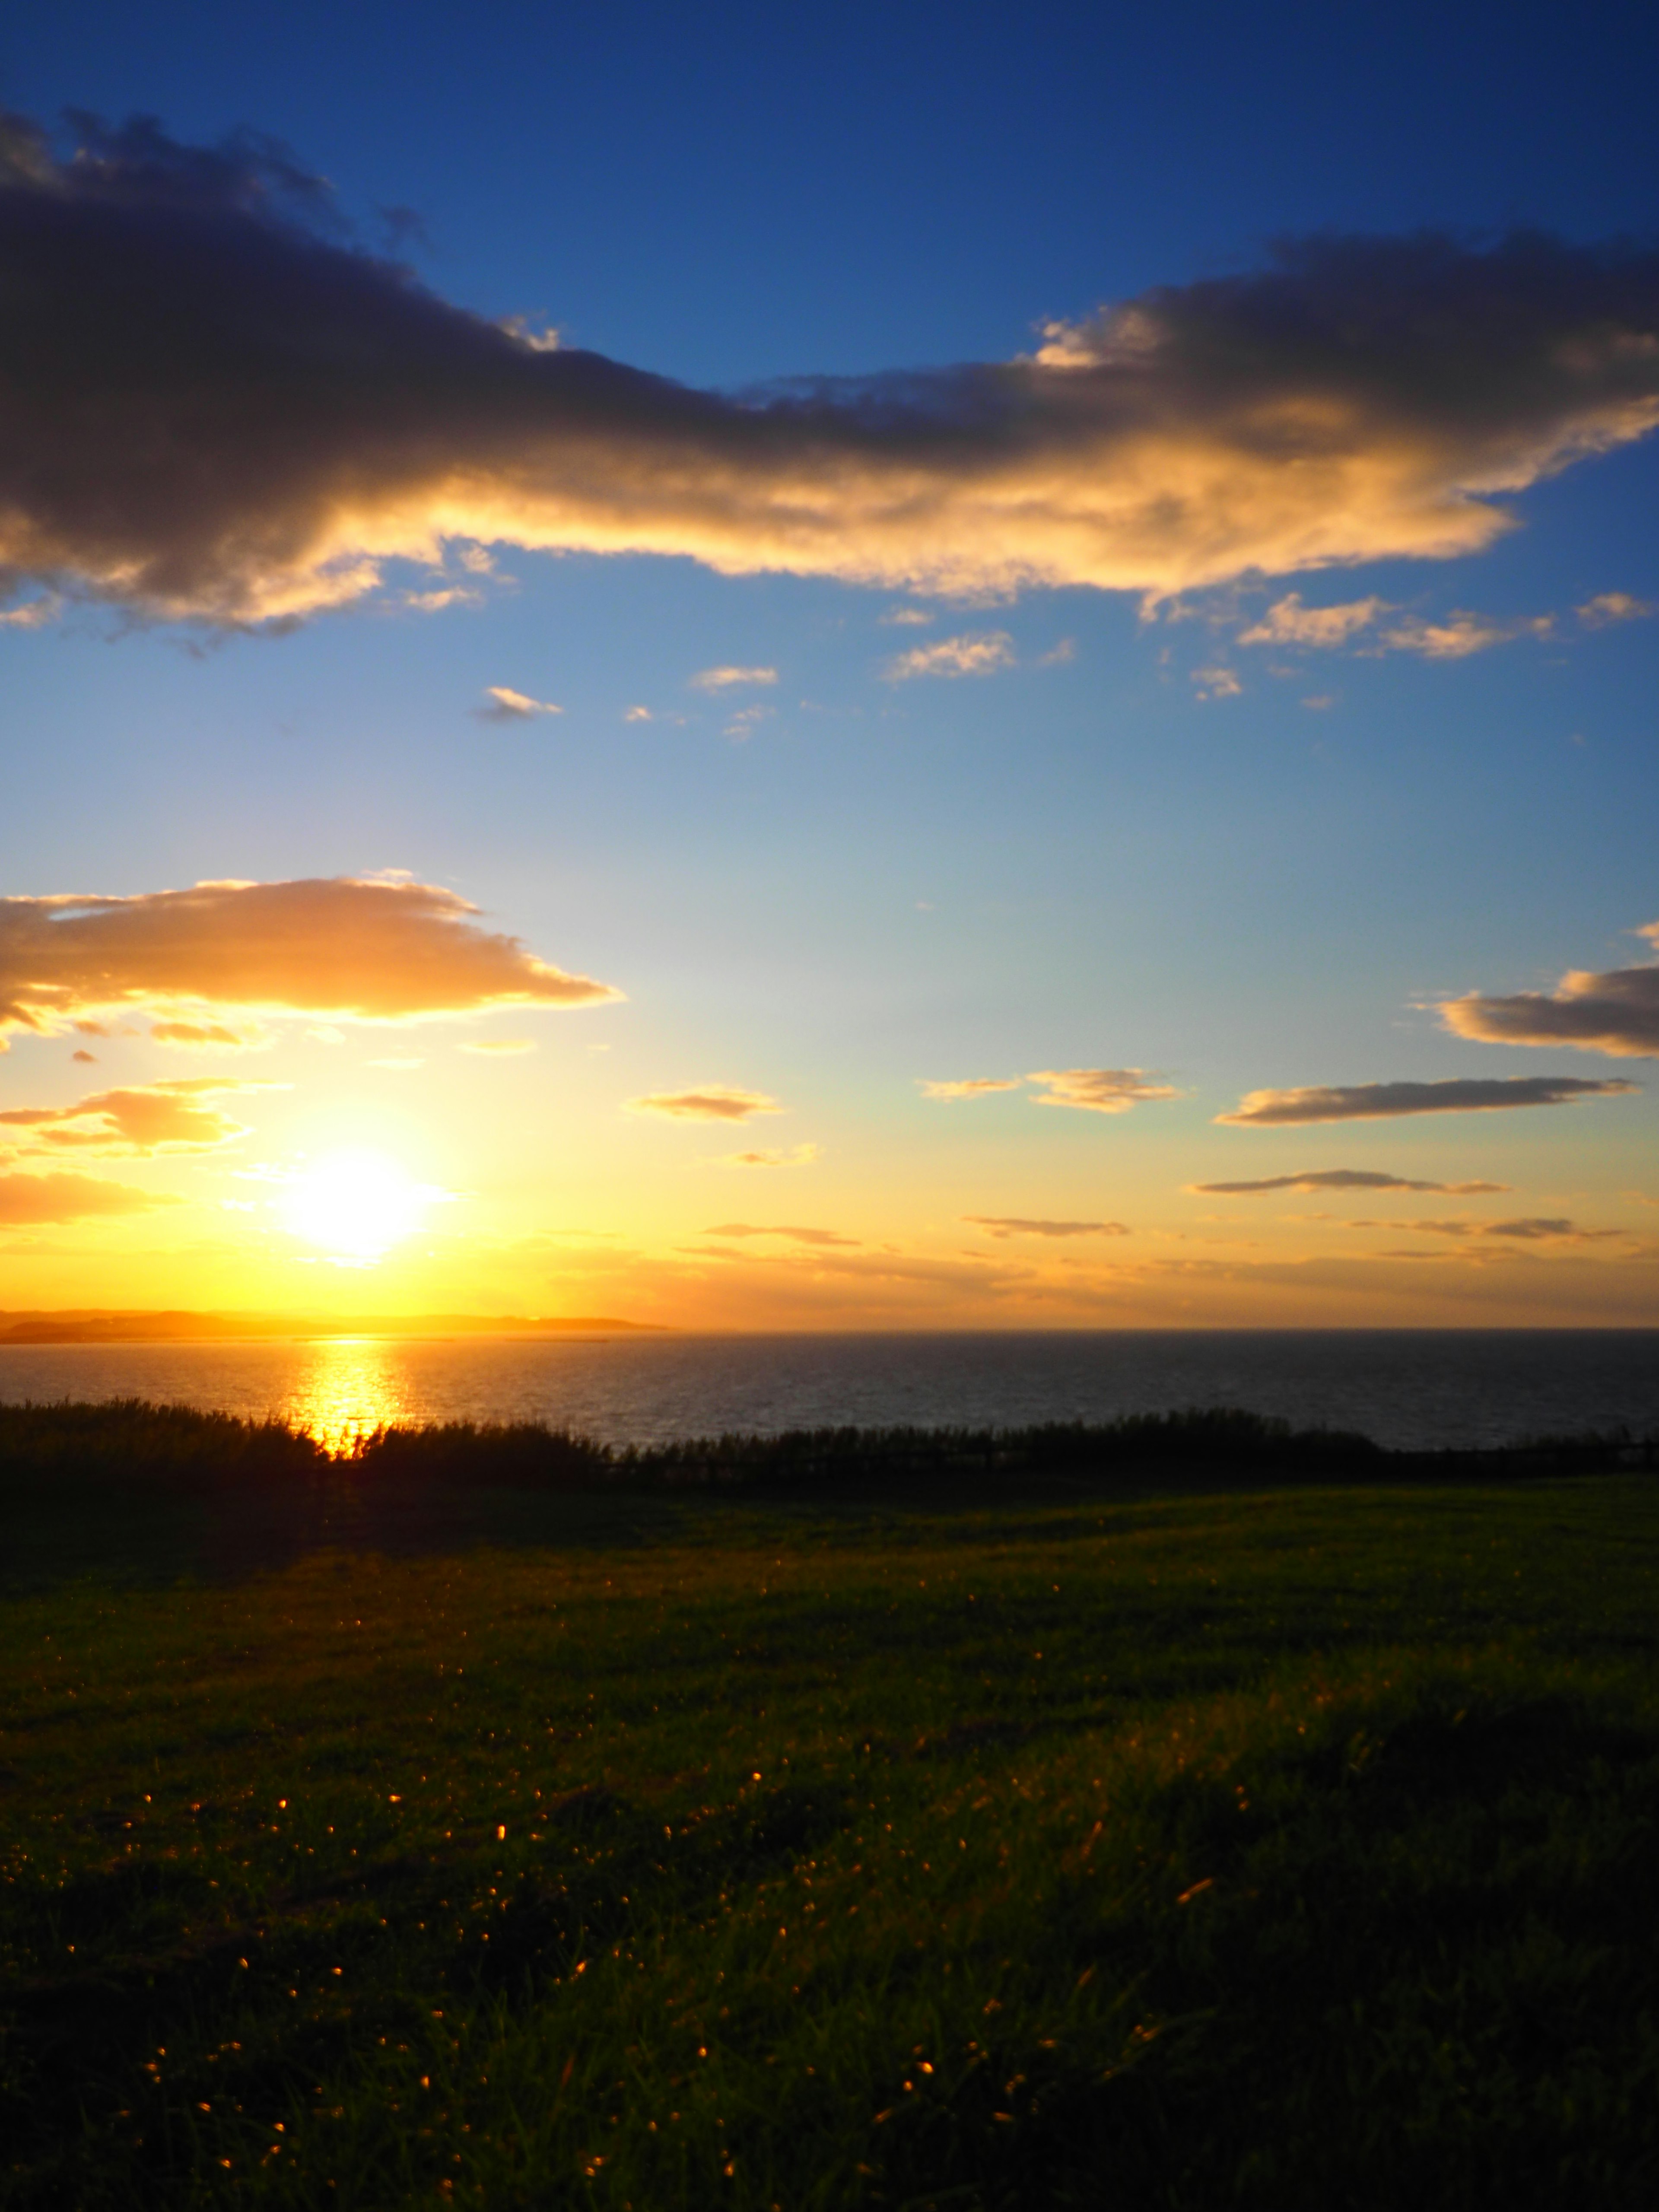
[{"left": 1, "top": 1, "right": 1657, "bottom": 1325}]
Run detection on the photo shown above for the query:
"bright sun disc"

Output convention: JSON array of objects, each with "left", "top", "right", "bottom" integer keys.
[{"left": 281, "top": 1149, "right": 436, "bottom": 1260}]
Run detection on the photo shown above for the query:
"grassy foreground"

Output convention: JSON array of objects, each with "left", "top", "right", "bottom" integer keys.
[{"left": 2, "top": 1405, "right": 1658, "bottom": 2208}]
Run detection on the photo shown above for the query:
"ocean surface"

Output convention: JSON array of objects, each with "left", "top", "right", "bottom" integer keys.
[{"left": 0, "top": 1330, "right": 1656, "bottom": 1453}]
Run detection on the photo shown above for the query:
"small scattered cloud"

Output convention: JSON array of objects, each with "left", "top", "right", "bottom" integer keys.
[
  {"left": 702, "top": 1222, "right": 858, "bottom": 1248},
  {"left": 963, "top": 1216, "right": 1131, "bottom": 1238},
  {"left": 475, "top": 685, "right": 561, "bottom": 721},
  {"left": 884, "top": 632, "right": 1015, "bottom": 681},
  {"left": 1301, "top": 693, "right": 1336, "bottom": 710},
  {"left": 1238, "top": 593, "right": 1389, "bottom": 646},
  {"left": 1192, "top": 1169, "right": 1510, "bottom": 1195},
  {"left": 919, "top": 1077, "right": 1023, "bottom": 1101},
  {"left": 1192, "top": 665, "right": 1241, "bottom": 699},
  {"left": 0, "top": 1076, "right": 282, "bottom": 1155},
  {"left": 1379, "top": 610, "right": 1554, "bottom": 658},
  {"left": 0, "top": 594, "right": 61, "bottom": 628},
  {"left": 720, "top": 1143, "right": 820, "bottom": 1167},
  {"left": 1218, "top": 1076, "right": 1638, "bottom": 1125},
  {"left": 71, "top": 1049, "right": 96, "bottom": 1065},
  {"left": 1440, "top": 921, "right": 1659, "bottom": 1057},
  {"left": 626, "top": 1086, "right": 783, "bottom": 1123},
  {"left": 723, "top": 703, "right": 773, "bottom": 740},
  {"left": 457, "top": 1038, "right": 535, "bottom": 1055},
  {"left": 407, "top": 585, "right": 483, "bottom": 612},
  {"left": 150, "top": 1019, "right": 266, "bottom": 1050},
  {"left": 880, "top": 606, "right": 934, "bottom": 626},
  {"left": 1577, "top": 591, "right": 1654, "bottom": 626},
  {"left": 690, "top": 665, "right": 777, "bottom": 691},
  {"left": 1027, "top": 1068, "right": 1182, "bottom": 1113},
  {"left": 1037, "top": 638, "right": 1077, "bottom": 665},
  {"left": 623, "top": 705, "right": 653, "bottom": 721},
  {"left": 0, "top": 1170, "right": 183, "bottom": 1224}
]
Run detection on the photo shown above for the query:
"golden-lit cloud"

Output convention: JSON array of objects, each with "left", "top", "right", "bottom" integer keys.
[
  {"left": 150, "top": 1019, "right": 267, "bottom": 1049},
  {"left": 1237, "top": 592, "right": 1554, "bottom": 657},
  {"left": 1379, "top": 610, "right": 1554, "bottom": 657},
  {"left": 1218, "top": 1075, "right": 1637, "bottom": 1125},
  {"left": 9, "top": 116, "right": 1659, "bottom": 621},
  {"left": 918, "top": 1077, "right": 1023, "bottom": 1101},
  {"left": 1577, "top": 591, "right": 1654, "bottom": 626},
  {"left": 690, "top": 666, "right": 778, "bottom": 691},
  {"left": 626, "top": 1086, "right": 783, "bottom": 1122},
  {"left": 0, "top": 1170, "right": 182, "bottom": 1224},
  {"left": 1192, "top": 1169, "right": 1510, "bottom": 1194},
  {"left": 1191, "top": 665, "right": 1242, "bottom": 699},
  {"left": 475, "top": 686, "right": 562, "bottom": 720},
  {"left": 0, "top": 875, "right": 618, "bottom": 1044},
  {"left": 1440, "top": 922, "right": 1659, "bottom": 1056},
  {"left": 1027, "top": 1068, "right": 1181, "bottom": 1112},
  {"left": 883, "top": 632, "right": 1016, "bottom": 680},
  {"left": 963, "top": 1216, "right": 1130, "bottom": 1238},
  {"left": 0, "top": 1076, "right": 277, "bottom": 1154},
  {"left": 1238, "top": 593, "right": 1389, "bottom": 646}
]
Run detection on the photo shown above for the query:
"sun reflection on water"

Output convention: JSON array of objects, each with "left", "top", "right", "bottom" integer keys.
[{"left": 280, "top": 1337, "right": 416, "bottom": 1452}]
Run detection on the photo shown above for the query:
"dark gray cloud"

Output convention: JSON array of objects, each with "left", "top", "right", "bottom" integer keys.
[
  {"left": 1218, "top": 1076, "right": 1638, "bottom": 1125},
  {"left": 1192, "top": 1170, "right": 1510, "bottom": 1194},
  {"left": 1442, "top": 922, "right": 1659, "bottom": 1058},
  {"left": 6, "top": 112, "right": 1659, "bottom": 622}
]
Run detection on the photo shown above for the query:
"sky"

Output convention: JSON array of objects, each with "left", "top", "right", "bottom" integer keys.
[{"left": 2, "top": 0, "right": 1658, "bottom": 1329}]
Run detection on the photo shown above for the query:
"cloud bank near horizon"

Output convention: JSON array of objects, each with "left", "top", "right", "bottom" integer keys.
[
  {"left": 6, "top": 112, "right": 1659, "bottom": 623},
  {"left": 1192, "top": 1168, "right": 1511, "bottom": 1194},
  {"left": 0, "top": 876, "right": 617, "bottom": 1045}
]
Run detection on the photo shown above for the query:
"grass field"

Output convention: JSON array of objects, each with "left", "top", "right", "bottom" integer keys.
[{"left": 2, "top": 1405, "right": 1658, "bottom": 2208}]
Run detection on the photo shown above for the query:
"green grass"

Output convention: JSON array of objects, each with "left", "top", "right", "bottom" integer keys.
[{"left": 2, "top": 1405, "right": 1658, "bottom": 2208}]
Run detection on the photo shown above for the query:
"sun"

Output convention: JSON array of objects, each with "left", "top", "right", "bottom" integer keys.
[{"left": 280, "top": 1149, "right": 442, "bottom": 1263}]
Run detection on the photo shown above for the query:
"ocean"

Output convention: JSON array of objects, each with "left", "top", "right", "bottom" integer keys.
[{"left": 0, "top": 1329, "right": 1656, "bottom": 1454}]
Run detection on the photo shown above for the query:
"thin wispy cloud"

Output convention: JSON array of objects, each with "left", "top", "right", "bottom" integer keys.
[
  {"left": 919, "top": 1077, "right": 1023, "bottom": 1101},
  {"left": 963, "top": 1216, "right": 1130, "bottom": 1238},
  {"left": 1238, "top": 592, "right": 1554, "bottom": 657},
  {"left": 13, "top": 118, "right": 1659, "bottom": 620},
  {"left": 475, "top": 685, "right": 562, "bottom": 721},
  {"left": 1238, "top": 593, "right": 1388, "bottom": 646},
  {"left": 149, "top": 1019, "right": 267, "bottom": 1050},
  {"left": 883, "top": 632, "right": 1015, "bottom": 681},
  {"left": 719, "top": 1143, "right": 820, "bottom": 1167},
  {"left": 1192, "top": 1169, "right": 1510, "bottom": 1194},
  {"left": 1218, "top": 1076, "right": 1637, "bottom": 1125},
  {"left": 0, "top": 875, "right": 618, "bottom": 1046},
  {"left": 702, "top": 1222, "right": 859, "bottom": 1247},
  {"left": 626, "top": 1086, "right": 783, "bottom": 1122},
  {"left": 1379, "top": 611, "right": 1554, "bottom": 658},
  {"left": 1577, "top": 591, "right": 1654, "bottom": 626},
  {"left": 0, "top": 1170, "right": 183, "bottom": 1224},
  {"left": 1191, "top": 665, "right": 1241, "bottom": 699},
  {"left": 1348, "top": 1215, "right": 1621, "bottom": 1243},
  {"left": 1441, "top": 921, "right": 1659, "bottom": 1057}
]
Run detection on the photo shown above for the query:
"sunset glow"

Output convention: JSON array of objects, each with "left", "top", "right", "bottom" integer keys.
[{"left": 280, "top": 1153, "right": 444, "bottom": 1265}]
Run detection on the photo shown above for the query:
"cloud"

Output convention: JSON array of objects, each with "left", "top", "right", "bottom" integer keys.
[
  {"left": 457, "top": 1037, "right": 535, "bottom": 1055},
  {"left": 70, "top": 1048, "right": 96, "bottom": 1064},
  {"left": 150, "top": 1018, "right": 265, "bottom": 1049},
  {"left": 626, "top": 1086, "right": 782, "bottom": 1122},
  {"left": 1440, "top": 922, "right": 1659, "bottom": 1057},
  {"left": 18, "top": 120, "right": 1659, "bottom": 620},
  {"left": 702, "top": 1222, "right": 858, "bottom": 1247},
  {"left": 1191, "top": 665, "right": 1241, "bottom": 699},
  {"left": 881, "top": 606, "right": 933, "bottom": 626},
  {"left": 919, "top": 1077, "right": 1023, "bottom": 1101},
  {"left": 0, "top": 1076, "right": 277, "bottom": 1154},
  {"left": 1191, "top": 1169, "right": 1511, "bottom": 1194},
  {"left": 883, "top": 632, "right": 1016, "bottom": 680},
  {"left": 1218, "top": 1075, "right": 1638, "bottom": 1125},
  {"left": 1238, "top": 593, "right": 1389, "bottom": 646},
  {"left": 0, "top": 874, "right": 618, "bottom": 1045},
  {"left": 963, "top": 1216, "right": 1131, "bottom": 1238},
  {"left": 1349, "top": 1215, "right": 1621, "bottom": 1243},
  {"left": 0, "top": 593, "right": 59, "bottom": 627},
  {"left": 0, "top": 1170, "right": 182, "bottom": 1224},
  {"left": 475, "top": 686, "right": 561, "bottom": 721},
  {"left": 1027, "top": 1068, "right": 1182, "bottom": 1112},
  {"left": 623, "top": 705, "right": 653, "bottom": 721},
  {"left": 690, "top": 665, "right": 778, "bottom": 691},
  {"left": 1577, "top": 591, "right": 1654, "bottom": 626},
  {"left": 722, "top": 703, "right": 773, "bottom": 740},
  {"left": 1379, "top": 610, "right": 1554, "bottom": 657},
  {"left": 720, "top": 1143, "right": 820, "bottom": 1167}
]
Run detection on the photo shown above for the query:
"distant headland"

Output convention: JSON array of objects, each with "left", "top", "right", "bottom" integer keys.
[{"left": 0, "top": 1309, "right": 665, "bottom": 1344}]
